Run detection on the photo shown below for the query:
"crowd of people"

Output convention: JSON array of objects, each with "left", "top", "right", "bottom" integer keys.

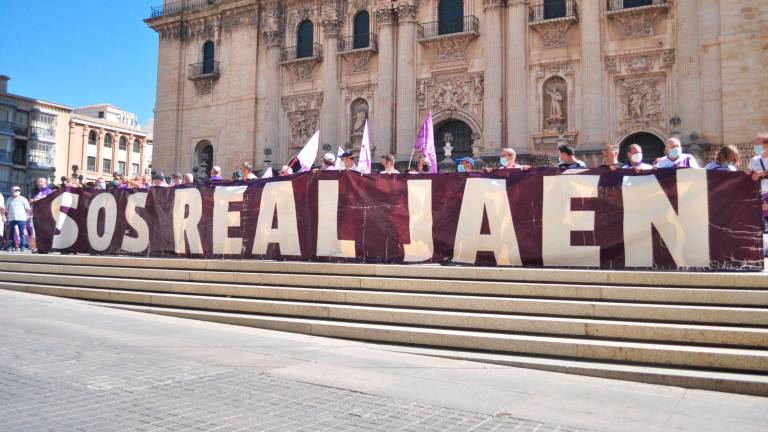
[{"left": 1, "top": 134, "right": 767, "bottom": 253}]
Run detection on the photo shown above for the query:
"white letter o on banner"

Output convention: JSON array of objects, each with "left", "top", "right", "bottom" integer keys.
[{"left": 87, "top": 193, "right": 118, "bottom": 251}]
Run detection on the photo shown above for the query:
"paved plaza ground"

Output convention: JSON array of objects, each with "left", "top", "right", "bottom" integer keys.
[{"left": 0, "top": 289, "right": 767, "bottom": 432}]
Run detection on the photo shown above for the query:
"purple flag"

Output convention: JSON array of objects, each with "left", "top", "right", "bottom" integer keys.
[{"left": 415, "top": 112, "right": 437, "bottom": 173}]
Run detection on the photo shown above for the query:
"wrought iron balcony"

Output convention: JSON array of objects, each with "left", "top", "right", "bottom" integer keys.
[
  {"left": 188, "top": 61, "right": 220, "bottom": 80},
  {"left": 530, "top": 0, "right": 578, "bottom": 23},
  {"left": 338, "top": 33, "right": 378, "bottom": 53},
  {"left": 417, "top": 16, "right": 479, "bottom": 40},
  {"left": 0, "top": 120, "right": 13, "bottom": 135},
  {"left": 149, "top": 0, "right": 220, "bottom": 19},
  {"left": 280, "top": 43, "right": 323, "bottom": 63},
  {"left": 607, "top": 0, "right": 667, "bottom": 13}
]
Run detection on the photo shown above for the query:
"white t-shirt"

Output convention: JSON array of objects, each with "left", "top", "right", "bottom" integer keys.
[
  {"left": 749, "top": 155, "right": 768, "bottom": 193},
  {"left": 0, "top": 193, "right": 4, "bottom": 234}
]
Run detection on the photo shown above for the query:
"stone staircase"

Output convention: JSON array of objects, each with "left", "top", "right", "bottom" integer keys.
[{"left": 0, "top": 254, "right": 766, "bottom": 396}]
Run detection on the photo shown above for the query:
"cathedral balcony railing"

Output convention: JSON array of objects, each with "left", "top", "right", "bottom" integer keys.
[
  {"left": 606, "top": 0, "right": 668, "bottom": 14},
  {"left": 338, "top": 33, "right": 378, "bottom": 53},
  {"left": 417, "top": 16, "right": 479, "bottom": 41},
  {"left": 280, "top": 43, "right": 323, "bottom": 64},
  {"left": 149, "top": 0, "right": 220, "bottom": 19},
  {"left": 529, "top": 0, "right": 578, "bottom": 24},
  {"left": 188, "top": 61, "right": 220, "bottom": 80}
]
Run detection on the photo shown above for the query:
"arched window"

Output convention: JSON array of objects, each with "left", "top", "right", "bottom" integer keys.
[
  {"left": 119, "top": 136, "right": 128, "bottom": 152},
  {"left": 202, "top": 41, "right": 215, "bottom": 74},
  {"left": 438, "top": 0, "right": 464, "bottom": 35},
  {"left": 103, "top": 133, "right": 113, "bottom": 149},
  {"left": 88, "top": 130, "right": 98, "bottom": 146},
  {"left": 544, "top": 0, "right": 567, "bottom": 19},
  {"left": 132, "top": 139, "right": 141, "bottom": 154},
  {"left": 619, "top": 133, "right": 665, "bottom": 165},
  {"left": 353, "top": 12, "right": 370, "bottom": 49},
  {"left": 195, "top": 140, "right": 214, "bottom": 176},
  {"left": 296, "top": 20, "right": 314, "bottom": 59},
  {"left": 435, "top": 120, "right": 473, "bottom": 161}
]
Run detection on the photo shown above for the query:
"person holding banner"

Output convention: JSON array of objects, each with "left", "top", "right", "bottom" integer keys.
[
  {"left": 340, "top": 151, "right": 357, "bottom": 171},
  {"left": 558, "top": 144, "right": 587, "bottom": 169},
  {"left": 240, "top": 162, "right": 258, "bottom": 180},
  {"left": 210, "top": 166, "right": 223, "bottom": 180},
  {"left": 380, "top": 154, "right": 399, "bottom": 174},
  {"left": 279, "top": 165, "right": 294, "bottom": 176},
  {"left": 600, "top": 143, "right": 622, "bottom": 170},
  {"left": 321, "top": 153, "right": 337, "bottom": 170},
  {"left": 409, "top": 156, "right": 432, "bottom": 174},
  {"left": 499, "top": 148, "right": 531, "bottom": 170},
  {"left": 456, "top": 157, "right": 475, "bottom": 172},
  {"left": 622, "top": 144, "right": 654, "bottom": 172},
  {"left": 705, "top": 145, "right": 740, "bottom": 171},
  {"left": 748, "top": 133, "right": 768, "bottom": 193},
  {"left": 654, "top": 138, "right": 700, "bottom": 169}
]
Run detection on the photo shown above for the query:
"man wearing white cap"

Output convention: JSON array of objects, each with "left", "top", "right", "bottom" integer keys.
[{"left": 321, "top": 153, "right": 337, "bottom": 170}]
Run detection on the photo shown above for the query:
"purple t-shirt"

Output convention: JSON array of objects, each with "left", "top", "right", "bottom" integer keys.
[{"left": 32, "top": 186, "right": 53, "bottom": 201}]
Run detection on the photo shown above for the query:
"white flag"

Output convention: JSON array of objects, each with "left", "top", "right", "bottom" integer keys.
[
  {"left": 261, "top": 166, "right": 273, "bottom": 178},
  {"left": 297, "top": 130, "right": 320, "bottom": 172},
  {"left": 358, "top": 120, "right": 371, "bottom": 174}
]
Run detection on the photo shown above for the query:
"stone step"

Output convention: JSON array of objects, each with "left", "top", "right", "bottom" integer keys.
[
  {"left": 2, "top": 282, "right": 768, "bottom": 373},
  {"left": 5, "top": 262, "right": 768, "bottom": 306},
  {"left": 1, "top": 254, "right": 765, "bottom": 288},
  {"left": 2, "top": 273, "right": 767, "bottom": 327}
]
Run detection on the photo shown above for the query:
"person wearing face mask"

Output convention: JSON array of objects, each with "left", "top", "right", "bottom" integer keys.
[
  {"left": 95, "top": 177, "right": 106, "bottom": 190},
  {"left": 557, "top": 144, "right": 586, "bottom": 169},
  {"left": 705, "top": 145, "right": 740, "bottom": 171},
  {"left": 455, "top": 157, "right": 475, "bottom": 173},
  {"left": 654, "top": 138, "right": 701, "bottom": 169},
  {"left": 6, "top": 186, "right": 30, "bottom": 252},
  {"left": 748, "top": 133, "right": 768, "bottom": 193},
  {"left": 30, "top": 178, "right": 53, "bottom": 203},
  {"left": 498, "top": 148, "right": 531, "bottom": 170},
  {"left": 622, "top": 144, "right": 653, "bottom": 171}
]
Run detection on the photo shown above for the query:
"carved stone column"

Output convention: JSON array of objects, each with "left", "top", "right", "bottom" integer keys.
[
  {"left": 126, "top": 135, "right": 133, "bottom": 175},
  {"left": 676, "top": 0, "right": 702, "bottom": 145},
  {"left": 483, "top": 0, "right": 503, "bottom": 150},
  {"left": 395, "top": 1, "right": 419, "bottom": 157},
  {"left": 374, "top": 5, "right": 397, "bottom": 154},
  {"left": 321, "top": 15, "right": 342, "bottom": 156},
  {"left": 259, "top": 26, "right": 283, "bottom": 168},
  {"left": 506, "top": 1, "right": 528, "bottom": 151},
  {"left": 112, "top": 134, "right": 119, "bottom": 173},
  {"left": 578, "top": 0, "right": 605, "bottom": 150},
  {"left": 96, "top": 129, "right": 103, "bottom": 175}
]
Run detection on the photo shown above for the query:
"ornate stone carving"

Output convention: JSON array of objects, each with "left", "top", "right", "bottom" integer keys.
[
  {"left": 420, "top": 72, "right": 484, "bottom": 112},
  {"left": 420, "top": 34, "right": 477, "bottom": 61},
  {"left": 543, "top": 76, "right": 567, "bottom": 131},
  {"left": 395, "top": 1, "right": 419, "bottom": 22},
  {"left": 374, "top": 6, "right": 396, "bottom": 25},
  {"left": 352, "top": 0, "right": 368, "bottom": 12},
  {"left": 616, "top": 76, "right": 664, "bottom": 135},
  {"left": 320, "top": 15, "right": 342, "bottom": 36},
  {"left": 282, "top": 92, "right": 324, "bottom": 148},
  {"left": 349, "top": 98, "right": 369, "bottom": 150},
  {"left": 150, "top": 4, "right": 257, "bottom": 40},
  {"left": 662, "top": 49, "right": 675, "bottom": 68},
  {"left": 531, "top": 20, "right": 574, "bottom": 48},
  {"left": 535, "top": 62, "right": 574, "bottom": 78},
  {"left": 608, "top": 5, "right": 666, "bottom": 38},
  {"left": 193, "top": 77, "right": 215, "bottom": 95},
  {"left": 605, "top": 50, "right": 675, "bottom": 74},
  {"left": 483, "top": 0, "right": 504, "bottom": 10},
  {"left": 262, "top": 2, "right": 284, "bottom": 47},
  {"left": 344, "top": 83, "right": 375, "bottom": 102},
  {"left": 349, "top": 50, "right": 374, "bottom": 72},
  {"left": 221, "top": 5, "right": 258, "bottom": 33},
  {"left": 623, "top": 53, "right": 655, "bottom": 74}
]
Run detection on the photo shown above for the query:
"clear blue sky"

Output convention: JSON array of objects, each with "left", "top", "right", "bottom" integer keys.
[{"left": 0, "top": 0, "right": 158, "bottom": 125}]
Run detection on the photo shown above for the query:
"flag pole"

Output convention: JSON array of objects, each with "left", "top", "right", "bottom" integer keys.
[{"left": 407, "top": 148, "right": 416, "bottom": 172}]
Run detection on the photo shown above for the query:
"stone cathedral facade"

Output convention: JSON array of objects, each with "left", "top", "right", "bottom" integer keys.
[{"left": 145, "top": 0, "right": 767, "bottom": 173}]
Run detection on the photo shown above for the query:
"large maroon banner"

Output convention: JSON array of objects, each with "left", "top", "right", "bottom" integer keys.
[{"left": 33, "top": 169, "right": 764, "bottom": 270}]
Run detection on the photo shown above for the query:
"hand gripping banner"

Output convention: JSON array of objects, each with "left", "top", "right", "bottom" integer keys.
[{"left": 32, "top": 169, "right": 765, "bottom": 271}]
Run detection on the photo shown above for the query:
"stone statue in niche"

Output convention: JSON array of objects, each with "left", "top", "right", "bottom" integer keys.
[
  {"left": 442, "top": 133, "right": 454, "bottom": 162},
  {"left": 543, "top": 76, "right": 567, "bottom": 131},
  {"left": 349, "top": 98, "right": 369, "bottom": 150}
]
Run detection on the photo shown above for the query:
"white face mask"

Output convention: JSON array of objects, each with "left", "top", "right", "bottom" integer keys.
[
  {"left": 12, "top": 190, "right": 20, "bottom": 197},
  {"left": 630, "top": 153, "right": 643, "bottom": 164}
]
